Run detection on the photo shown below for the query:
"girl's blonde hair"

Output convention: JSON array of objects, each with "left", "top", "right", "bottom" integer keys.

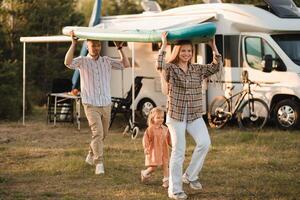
[
  {"left": 147, "top": 107, "right": 165, "bottom": 126},
  {"left": 167, "top": 40, "right": 193, "bottom": 65}
]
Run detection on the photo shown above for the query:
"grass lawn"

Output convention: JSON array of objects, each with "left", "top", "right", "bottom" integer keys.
[{"left": 0, "top": 110, "right": 299, "bottom": 200}]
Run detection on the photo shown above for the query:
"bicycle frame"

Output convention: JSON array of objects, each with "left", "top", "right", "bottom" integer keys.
[{"left": 226, "top": 82, "right": 254, "bottom": 117}]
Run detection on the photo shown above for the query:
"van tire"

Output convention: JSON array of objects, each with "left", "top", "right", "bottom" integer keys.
[
  {"left": 274, "top": 99, "right": 300, "bottom": 130},
  {"left": 138, "top": 98, "right": 156, "bottom": 122}
]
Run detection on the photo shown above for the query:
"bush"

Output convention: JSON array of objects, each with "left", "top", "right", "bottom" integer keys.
[{"left": 0, "top": 61, "right": 24, "bottom": 120}]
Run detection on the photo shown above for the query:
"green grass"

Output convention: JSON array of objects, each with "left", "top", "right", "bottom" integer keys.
[{"left": 0, "top": 114, "right": 299, "bottom": 200}]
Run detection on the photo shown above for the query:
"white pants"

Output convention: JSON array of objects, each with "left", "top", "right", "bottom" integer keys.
[{"left": 166, "top": 115, "right": 211, "bottom": 195}]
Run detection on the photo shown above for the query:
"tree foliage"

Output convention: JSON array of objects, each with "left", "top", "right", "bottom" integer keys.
[
  {"left": 0, "top": 0, "right": 84, "bottom": 120},
  {"left": 102, "top": 0, "right": 143, "bottom": 16}
]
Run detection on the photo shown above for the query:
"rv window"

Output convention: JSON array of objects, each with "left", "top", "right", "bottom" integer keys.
[
  {"left": 245, "top": 37, "right": 262, "bottom": 70},
  {"left": 224, "top": 35, "right": 239, "bottom": 68},
  {"left": 264, "top": 0, "right": 300, "bottom": 18},
  {"left": 108, "top": 41, "right": 128, "bottom": 47},
  {"left": 245, "top": 37, "right": 283, "bottom": 71},
  {"left": 272, "top": 34, "right": 300, "bottom": 66}
]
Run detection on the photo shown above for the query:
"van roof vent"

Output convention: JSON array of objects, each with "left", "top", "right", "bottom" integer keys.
[{"left": 262, "top": 0, "right": 300, "bottom": 18}]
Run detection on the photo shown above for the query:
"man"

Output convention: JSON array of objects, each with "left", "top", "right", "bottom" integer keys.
[{"left": 64, "top": 31, "right": 130, "bottom": 175}]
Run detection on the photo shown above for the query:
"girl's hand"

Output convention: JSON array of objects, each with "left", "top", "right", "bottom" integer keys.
[{"left": 144, "top": 149, "right": 150, "bottom": 155}]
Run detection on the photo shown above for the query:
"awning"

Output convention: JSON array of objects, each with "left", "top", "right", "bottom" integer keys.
[{"left": 20, "top": 35, "right": 83, "bottom": 43}]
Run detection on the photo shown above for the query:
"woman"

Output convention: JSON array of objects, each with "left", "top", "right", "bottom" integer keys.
[{"left": 156, "top": 32, "right": 222, "bottom": 200}]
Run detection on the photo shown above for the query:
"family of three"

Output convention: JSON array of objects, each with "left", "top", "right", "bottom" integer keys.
[{"left": 64, "top": 31, "right": 221, "bottom": 199}]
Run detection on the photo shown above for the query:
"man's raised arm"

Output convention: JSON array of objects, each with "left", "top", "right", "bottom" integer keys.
[{"left": 64, "top": 31, "right": 78, "bottom": 67}]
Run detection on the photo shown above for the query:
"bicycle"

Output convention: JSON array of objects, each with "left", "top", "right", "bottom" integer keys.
[{"left": 208, "top": 71, "right": 269, "bottom": 130}]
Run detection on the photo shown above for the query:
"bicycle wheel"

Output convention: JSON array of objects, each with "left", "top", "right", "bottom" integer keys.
[
  {"left": 237, "top": 98, "right": 269, "bottom": 130},
  {"left": 208, "top": 96, "right": 231, "bottom": 129}
]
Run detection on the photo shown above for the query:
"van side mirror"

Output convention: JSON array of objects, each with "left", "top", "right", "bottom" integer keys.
[
  {"left": 275, "top": 59, "right": 287, "bottom": 72},
  {"left": 263, "top": 54, "right": 273, "bottom": 73}
]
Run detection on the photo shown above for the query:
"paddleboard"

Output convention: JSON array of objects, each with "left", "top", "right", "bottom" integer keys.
[{"left": 62, "top": 23, "right": 216, "bottom": 43}]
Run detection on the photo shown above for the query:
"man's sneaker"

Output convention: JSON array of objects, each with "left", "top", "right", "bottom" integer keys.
[
  {"left": 182, "top": 173, "right": 202, "bottom": 190},
  {"left": 95, "top": 163, "right": 104, "bottom": 175},
  {"left": 140, "top": 170, "right": 150, "bottom": 182},
  {"left": 162, "top": 177, "right": 169, "bottom": 188},
  {"left": 85, "top": 154, "right": 93, "bottom": 165},
  {"left": 168, "top": 192, "right": 188, "bottom": 200}
]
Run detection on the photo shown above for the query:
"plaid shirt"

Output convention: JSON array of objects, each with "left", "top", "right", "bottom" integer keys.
[{"left": 157, "top": 51, "right": 222, "bottom": 122}]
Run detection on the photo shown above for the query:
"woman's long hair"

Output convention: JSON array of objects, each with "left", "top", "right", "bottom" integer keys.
[{"left": 167, "top": 40, "right": 193, "bottom": 65}]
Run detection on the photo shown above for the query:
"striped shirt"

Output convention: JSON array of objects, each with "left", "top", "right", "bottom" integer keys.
[
  {"left": 67, "top": 54, "right": 124, "bottom": 106},
  {"left": 157, "top": 51, "right": 222, "bottom": 122}
]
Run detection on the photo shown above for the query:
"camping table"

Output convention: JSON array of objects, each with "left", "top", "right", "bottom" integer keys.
[{"left": 50, "top": 93, "right": 81, "bottom": 130}]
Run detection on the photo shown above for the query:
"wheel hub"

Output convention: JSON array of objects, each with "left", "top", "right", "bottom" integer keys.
[
  {"left": 142, "top": 102, "right": 154, "bottom": 117},
  {"left": 250, "top": 113, "right": 258, "bottom": 121},
  {"left": 277, "top": 105, "right": 295, "bottom": 127}
]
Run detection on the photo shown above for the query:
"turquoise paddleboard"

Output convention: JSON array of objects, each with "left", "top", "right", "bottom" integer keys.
[{"left": 62, "top": 23, "right": 216, "bottom": 43}]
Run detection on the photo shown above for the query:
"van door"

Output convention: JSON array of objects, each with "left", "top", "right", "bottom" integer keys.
[{"left": 241, "top": 33, "right": 286, "bottom": 87}]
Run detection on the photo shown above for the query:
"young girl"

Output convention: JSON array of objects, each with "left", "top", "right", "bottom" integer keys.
[{"left": 141, "top": 107, "right": 171, "bottom": 188}]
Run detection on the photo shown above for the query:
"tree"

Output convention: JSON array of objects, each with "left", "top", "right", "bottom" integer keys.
[
  {"left": 102, "top": 0, "right": 143, "bottom": 16},
  {"left": 0, "top": 0, "right": 85, "bottom": 120}
]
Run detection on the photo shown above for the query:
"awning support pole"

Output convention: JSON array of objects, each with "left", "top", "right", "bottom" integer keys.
[{"left": 22, "top": 42, "right": 26, "bottom": 125}]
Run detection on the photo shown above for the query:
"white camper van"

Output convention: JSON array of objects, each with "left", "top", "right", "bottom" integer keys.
[{"left": 100, "top": 0, "right": 300, "bottom": 129}]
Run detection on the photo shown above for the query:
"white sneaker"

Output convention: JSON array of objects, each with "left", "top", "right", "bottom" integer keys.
[
  {"left": 85, "top": 154, "right": 93, "bottom": 165},
  {"left": 141, "top": 170, "right": 150, "bottom": 182},
  {"left": 168, "top": 192, "right": 187, "bottom": 200},
  {"left": 182, "top": 173, "right": 202, "bottom": 190},
  {"left": 189, "top": 180, "right": 202, "bottom": 190},
  {"left": 95, "top": 163, "right": 104, "bottom": 175},
  {"left": 162, "top": 177, "right": 169, "bottom": 188}
]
